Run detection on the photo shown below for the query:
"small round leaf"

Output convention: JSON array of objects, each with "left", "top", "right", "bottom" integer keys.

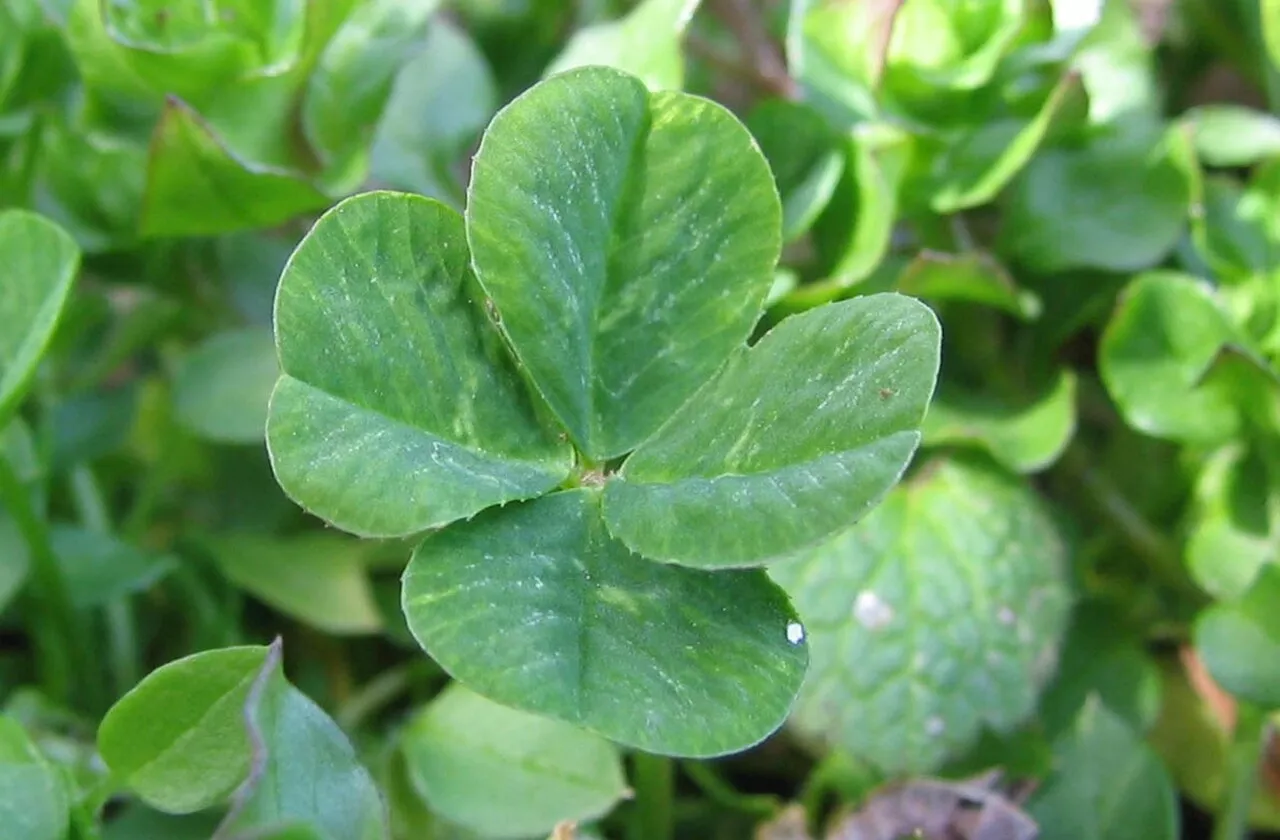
[
  {"left": 99, "top": 647, "right": 270, "bottom": 814},
  {"left": 1000, "top": 134, "right": 1190, "bottom": 273}
]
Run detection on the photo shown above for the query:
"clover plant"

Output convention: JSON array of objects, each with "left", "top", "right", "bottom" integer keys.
[{"left": 264, "top": 65, "right": 941, "bottom": 756}]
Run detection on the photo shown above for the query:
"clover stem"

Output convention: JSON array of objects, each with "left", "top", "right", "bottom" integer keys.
[
  {"left": 0, "top": 454, "right": 87, "bottom": 707},
  {"left": 69, "top": 465, "right": 141, "bottom": 698},
  {"left": 336, "top": 662, "right": 418, "bottom": 732},
  {"left": 683, "top": 760, "right": 779, "bottom": 816},
  {"left": 629, "top": 752, "right": 674, "bottom": 840},
  {"left": 1213, "top": 703, "right": 1267, "bottom": 840}
]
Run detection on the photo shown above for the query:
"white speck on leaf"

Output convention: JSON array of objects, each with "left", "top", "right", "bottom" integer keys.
[
  {"left": 853, "top": 590, "right": 894, "bottom": 630},
  {"left": 786, "top": 622, "right": 805, "bottom": 644},
  {"left": 998, "top": 606, "right": 1016, "bottom": 625},
  {"left": 925, "top": 716, "right": 945, "bottom": 737}
]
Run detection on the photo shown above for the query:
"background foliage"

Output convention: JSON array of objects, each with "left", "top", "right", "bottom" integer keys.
[{"left": 5, "top": 0, "right": 1280, "bottom": 838}]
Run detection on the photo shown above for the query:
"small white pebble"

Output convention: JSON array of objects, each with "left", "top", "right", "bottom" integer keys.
[
  {"left": 925, "top": 716, "right": 945, "bottom": 737},
  {"left": 1054, "top": 0, "right": 1102, "bottom": 32},
  {"left": 853, "top": 590, "right": 894, "bottom": 630},
  {"left": 786, "top": 621, "right": 805, "bottom": 644}
]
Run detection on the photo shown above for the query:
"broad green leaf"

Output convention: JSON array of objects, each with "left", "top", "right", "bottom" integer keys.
[
  {"left": 923, "top": 369, "right": 1077, "bottom": 474},
  {"left": 883, "top": 0, "right": 1024, "bottom": 98},
  {"left": 141, "top": 99, "right": 329, "bottom": 238},
  {"left": 1187, "top": 444, "right": 1279, "bottom": 601},
  {"left": 770, "top": 458, "right": 1072, "bottom": 775},
  {"left": 1000, "top": 131, "right": 1190, "bottom": 273},
  {"left": 465, "top": 66, "right": 782, "bottom": 459},
  {"left": 51, "top": 526, "right": 174, "bottom": 608},
  {"left": 215, "top": 642, "right": 387, "bottom": 840},
  {"left": 929, "top": 73, "right": 1079, "bottom": 213},
  {"left": 173, "top": 327, "right": 279, "bottom": 444},
  {"left": 401, "top": 683, "right": 626, "bottom": 838},
  {"left": 196, "top": 74, "right": 317, "bottom": 178},
  {"left": 0, "top": 716, "right": 68, "bottom": 840},
  {"left": 1187, "top": 105, "right": 1280, "bottom": 167},
  {"left": 0, "top": 210, "right": 79, "bottom": 426},
  {"left": 99, "top": 646, "right": 270, "bottom": 814},
  {"left": 1098, "top": 272, "right": 1243, "bottom": 443},
  {"left": 1195, "top": 565, "right": 1280, "bottom": 709},
  {"left": 66, "top": 0, "right": 256, "bottom": 106},
  {"left": 1028, "top": 698, "right": 1179, "bottom": 840},
  {"left": 545, "top": 0, "right": 699, "bottom": 91},
  {"left": 204, "top": 533, "right": 382, "bottom": 635},
  {"left": 402, "top": 489, "right": 807, "bottom": 757},
  {"left": 1037, "top": 603, "right": 1163, "bottom": 738},
  {"left": 267, "top": 191, "right": 573, "bottom": 538},
  {"left": 604, "top": 294, "right": 940, "bottom": 568},
  {"left": 301, "top": 0, "right": 438, "bottom": 175},
  {"left": 895, "top": 250, "right": 1040, "bottom": 320},
  {"left": 370, "top": 19, "right": 497, "bottom": 206},
  {"left": 811, "top": 124, "right": 911, "bottom": 287},
  {"left": 785, "top": 0, "right": 899, "bottom": 126},
  {"left": 27, "top": 116, "right": 148, "bottom": 252}
]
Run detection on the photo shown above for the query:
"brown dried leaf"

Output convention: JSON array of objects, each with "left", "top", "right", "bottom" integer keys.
[
  {"left": 756, "top": 804, "right": 815, "bottom": 840},
  {"left": 824, "top": 773, "right": 1038, "bottom": 840}
]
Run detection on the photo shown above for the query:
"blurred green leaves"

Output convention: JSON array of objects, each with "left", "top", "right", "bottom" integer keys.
[{"left": 4, "top": 0, "right": 442, "bottom": 246}]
